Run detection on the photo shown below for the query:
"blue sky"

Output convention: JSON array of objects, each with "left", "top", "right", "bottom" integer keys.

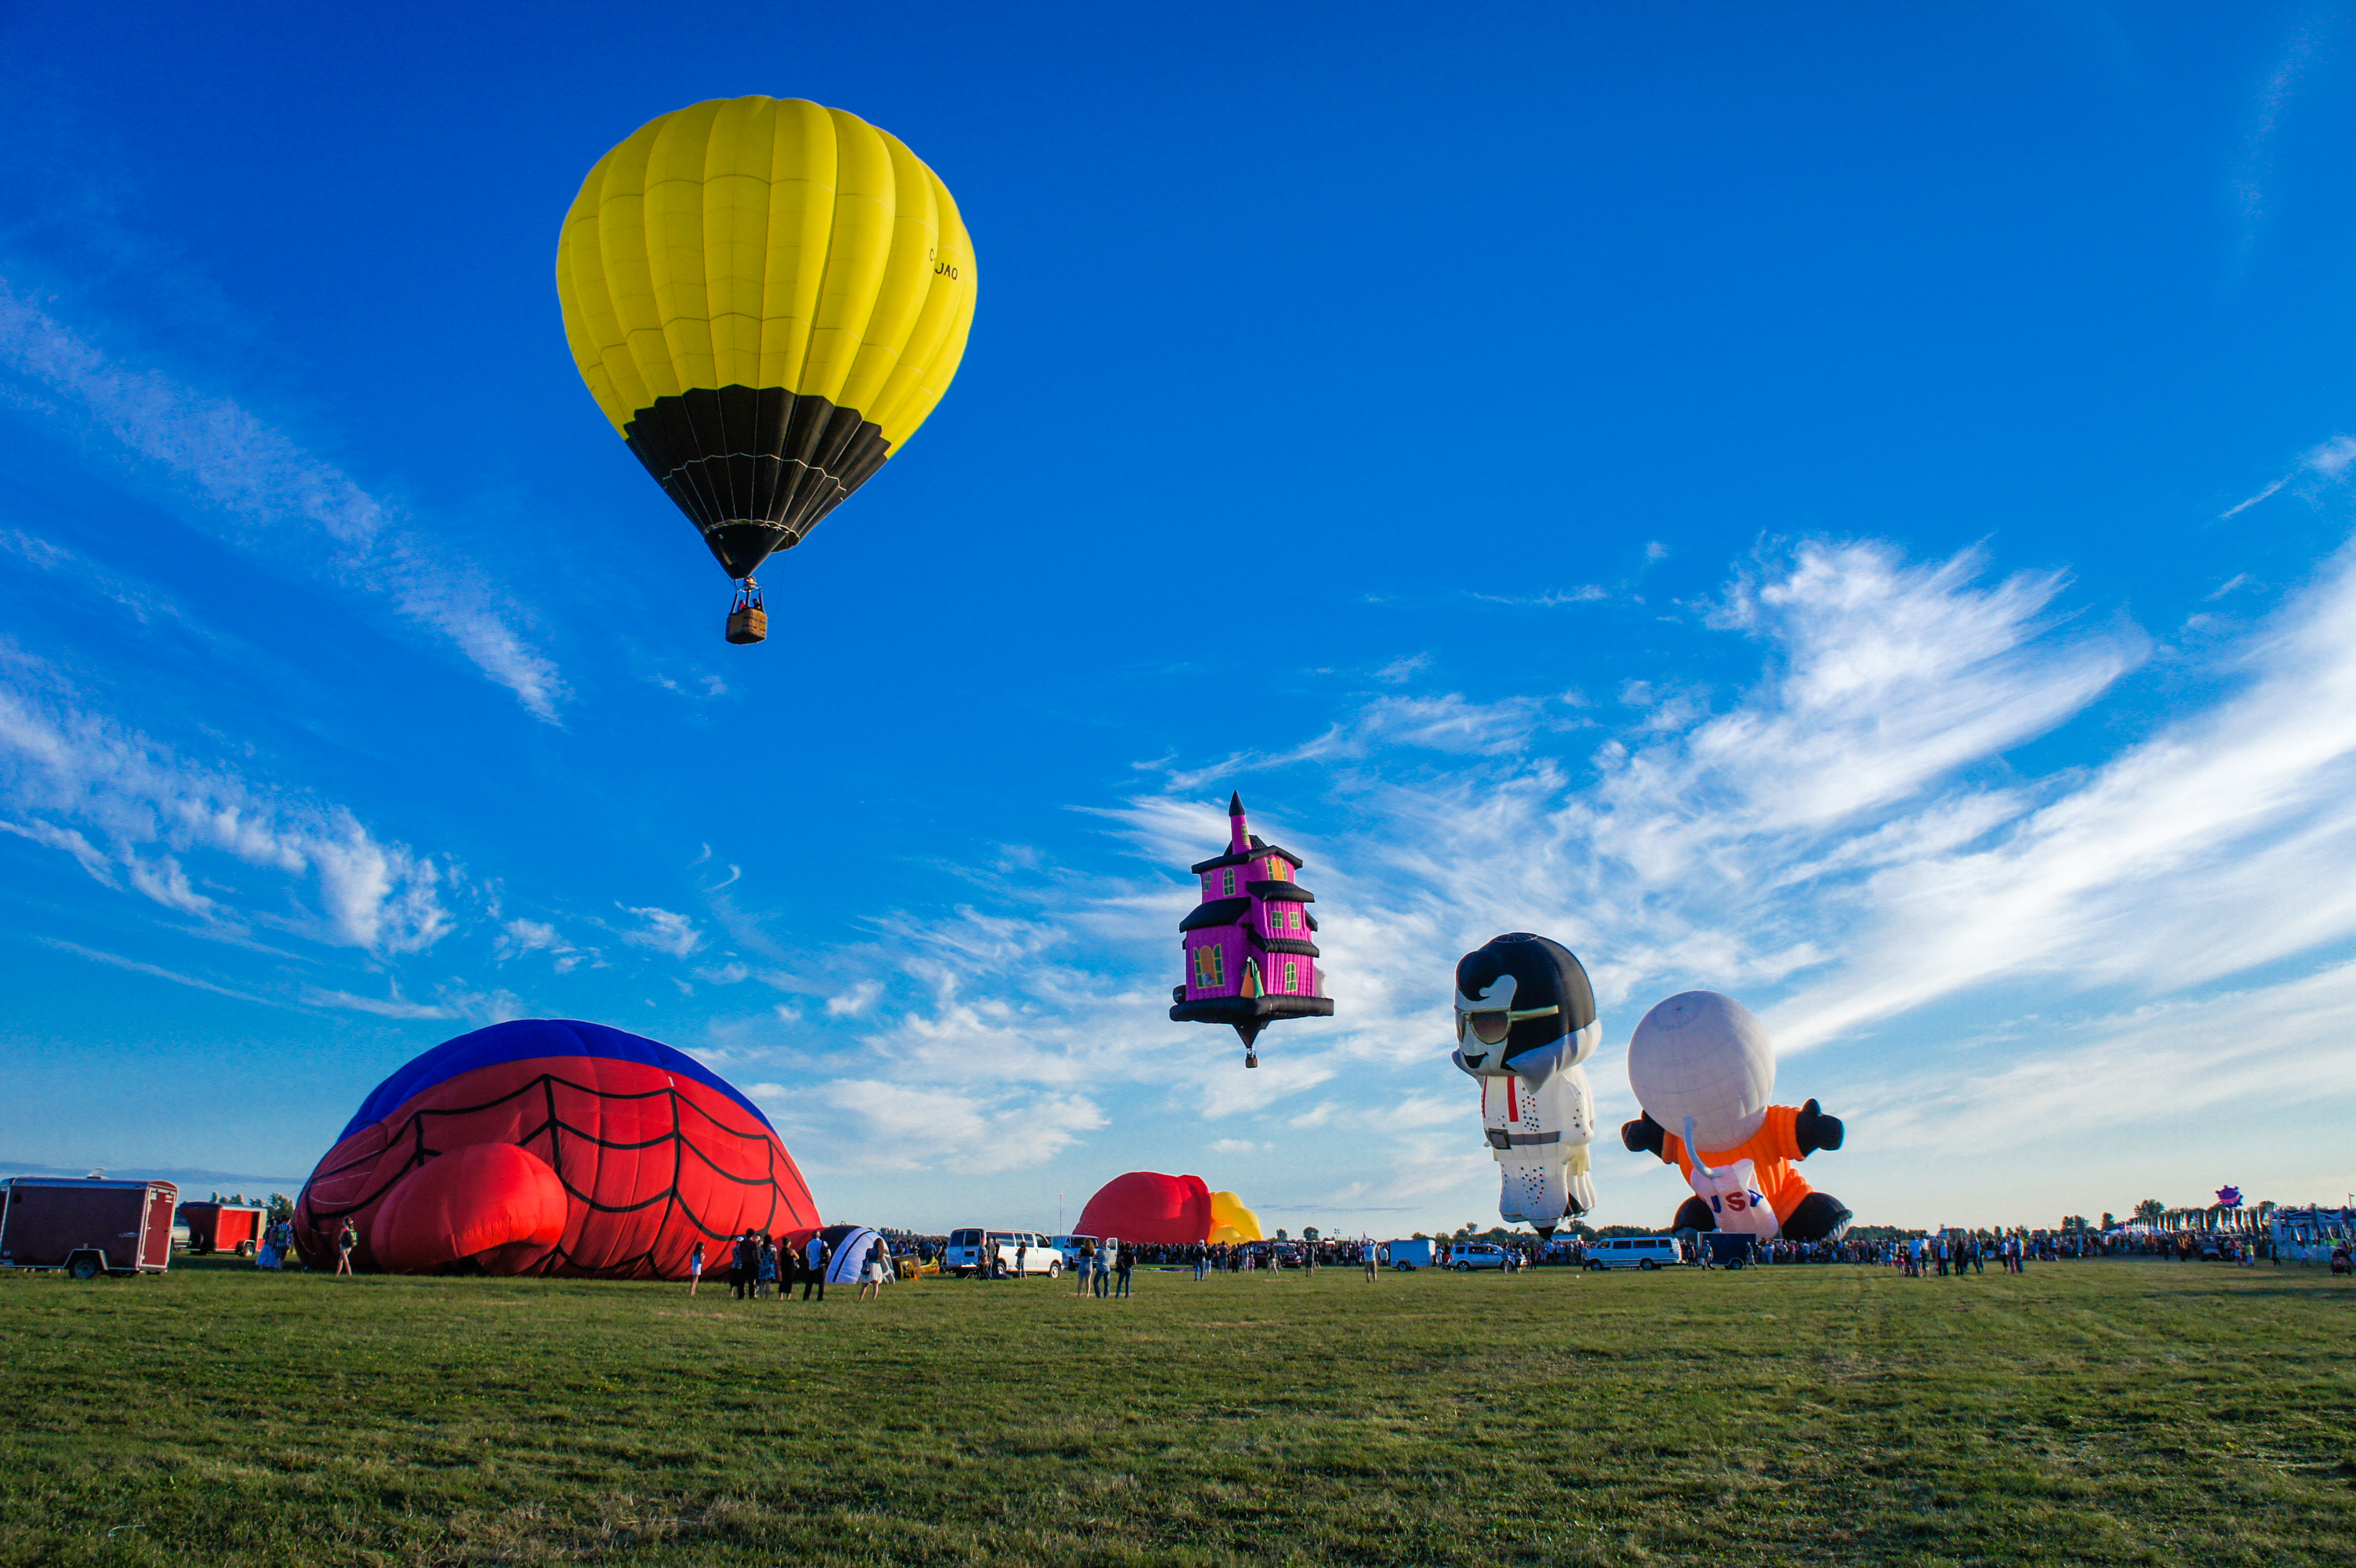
[{"left": 5, "top": 3, "right": 2356, "bottom": 1235}]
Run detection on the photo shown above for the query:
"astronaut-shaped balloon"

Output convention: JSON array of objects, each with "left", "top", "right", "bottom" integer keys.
[
  {"left": 1450, "top": 933, "right": 1600, "bottom": 1236},
  {"left": 1620, "top": 991, "right": 1852, "bottom": 1242}
]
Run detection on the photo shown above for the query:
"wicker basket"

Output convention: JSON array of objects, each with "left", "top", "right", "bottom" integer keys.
[{"left": 725, "top": 604, "right": 768, "bottom": 644}]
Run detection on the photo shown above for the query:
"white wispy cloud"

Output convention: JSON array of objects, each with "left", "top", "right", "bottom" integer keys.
[
  {"left": 617, "top": 905, "right": 702, "bottom": 960},
  {"left": 757, "top": 1080, "right": 1107, "bottom": 1177},
  {"left": 824, "top": 978, "right": 884, "bottom": 1018},
  {"left": 300, "top": 982, "right": 525, "bottom": 1025},
  {"left": 300, "top": 986, "right": 452, "bottom": 1020},
  {"left": 36, "top": 936, "right": 289, "bottom": 1008},
  {"left": 494, "top": 917, "right": 593, "bottom": 973},
  {"left": 2221, "top": 433, "right": 2356, "bottom": 519},
  {"left": 0, "top": 650, "right": 452, "bottom": 953},
  {"left": 1163, "top": 691, "right": 1570, "bottom": 790},
  {"left": 0, "top": 281, "right": 564, "bottom": 720}
]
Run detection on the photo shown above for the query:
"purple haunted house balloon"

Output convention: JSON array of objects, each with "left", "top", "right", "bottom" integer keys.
[{"left": 1169, "top": 793, "right": 1334, "bottom": 1067}]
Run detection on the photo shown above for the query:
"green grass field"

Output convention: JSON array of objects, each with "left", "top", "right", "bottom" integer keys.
[{"left": 2, "top": 1256, "right": 2350, "bottom": 1566}]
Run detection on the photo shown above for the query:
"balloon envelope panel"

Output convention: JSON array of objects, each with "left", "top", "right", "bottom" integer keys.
[{"left": 296, "top": 1020, "right": 818, "bottom": 1278}]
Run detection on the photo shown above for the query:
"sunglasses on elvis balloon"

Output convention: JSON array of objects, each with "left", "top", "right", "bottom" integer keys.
[{"left": 1454, "top": 1004, "right": 1560, "bottom": 1046}]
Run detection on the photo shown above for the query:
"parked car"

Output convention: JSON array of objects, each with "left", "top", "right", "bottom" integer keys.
[
  {"left": 1383, "top": 1238, "right": 1436, "bottom": 1271},
  {"left": 0, "top": 1177, "right": 178, "bottom": 1277},
  {"left": 1049, "top": 1234, "right": 1098, "bottom": 1267},
  {"left": 1449, "top": 1242, "right": 1509, "bottom": 1271},
  {"left": 1586, "top": 1235, "right": 1681, "bottom": 1270},
  {"left": 944, "top": 1227, "right": 1062, "bottom": 1278}
]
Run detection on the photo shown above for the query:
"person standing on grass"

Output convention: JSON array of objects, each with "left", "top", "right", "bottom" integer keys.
[
  {"left": 688, "top": 1240, "right": 706, "bottom": 1297},
  {"left": 1364, "top": 1239, "right": 1379, "bottom": 1283},
  {"left": 1015, "top": 1237, "right": 1028, "bottom": 1280},
  {"left": 1116, "top": 1240, "right": 1134, "bottom": 1298},
  {"left": 859, "top": 1237, "right": 888, "bottom": 1301},
  {"left": 804, "top": 1231, "right": 831, "bottom": 1301},
  {"left": 757, "top": 1236, "right": 778, "bottom": 1300},
  {"left": 335, "top": 1220, "right": 358, "bottom": 1276}
]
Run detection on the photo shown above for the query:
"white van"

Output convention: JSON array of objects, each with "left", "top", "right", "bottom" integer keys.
[
  {"left": 1585, "top": 1236, "right": 1681, "bottom": 1271},
  {"left": 945, "top": 1228, "right": 1062, "bottom": 1278},
  {"left": 1049, "top": 1234, "right": 1098, "bottom": 1267}
]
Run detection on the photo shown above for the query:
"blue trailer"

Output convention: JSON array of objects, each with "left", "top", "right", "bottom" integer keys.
[{"left": 1382, "top": 1238, "right": 1437, "bottom": 1271}]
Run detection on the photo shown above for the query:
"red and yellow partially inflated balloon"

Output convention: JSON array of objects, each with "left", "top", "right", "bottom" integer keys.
[{"left": 1076, "top": 1171, "right": 1263, "bottom": 1246}]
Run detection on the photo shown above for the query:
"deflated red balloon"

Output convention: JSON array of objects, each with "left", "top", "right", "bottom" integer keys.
[{"left": 370, "top": 1142, "right": 568, "bottom": 1274}]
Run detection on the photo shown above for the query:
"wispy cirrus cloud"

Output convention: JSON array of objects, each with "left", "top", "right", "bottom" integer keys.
[
  {"left": 1164, "top": 691, "right": 1572, "bottom": 790},
  {"left": 0, "top": 648, "right": 452, "bottom": 953},
  {"left": 759, "top": 1079, "right": 1107, "bottom": 1176},
  {"left": 2221, "top": 433, "right": 2356, "bottom": 519},
  {"left": 299, "top": 985, "right": 452, "bottom": 1020},
  {"left": 35, "top": 936, "right": 291, "bottom": 1008},
  {"left": 0, "top": 280, "right": 564, "bottom": 720},
  {"left": 616, "top": 904, "right": 702, "bottom": 960},
  {"left": 301, "top": 982, "right": 526, "bottom": 1025},
  {"left": 494, "top": 916, "right": 595, "bottom": 974}
]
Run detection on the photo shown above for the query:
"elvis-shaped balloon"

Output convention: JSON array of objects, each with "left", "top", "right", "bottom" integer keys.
[{"left": 1450, "top": 933, "right": 1600, "bottom": 1236}]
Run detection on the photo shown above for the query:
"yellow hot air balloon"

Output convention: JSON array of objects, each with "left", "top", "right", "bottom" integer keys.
[{"left": 556, "top": 97, "right": 977, "bottom": 643}]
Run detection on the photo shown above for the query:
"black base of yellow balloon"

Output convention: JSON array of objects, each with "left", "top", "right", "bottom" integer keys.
[{"left": 623, "top": 386, "right": 891, "bottom": 580}]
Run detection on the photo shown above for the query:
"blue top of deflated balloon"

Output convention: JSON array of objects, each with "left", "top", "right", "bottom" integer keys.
[{"left": 336, "top": 1018, "right": 776, "bottom": 1143}]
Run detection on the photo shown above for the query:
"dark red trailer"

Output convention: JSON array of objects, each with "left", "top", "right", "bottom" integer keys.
[
  {"left": 177, "top": 1201, "right": 266, "bottom": 1257},
  {"left": 0, "top": 1178, "right": 177, "bottom": 1278}
]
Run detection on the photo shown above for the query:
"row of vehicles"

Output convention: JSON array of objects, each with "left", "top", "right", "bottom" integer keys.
[
  {"left": 942, "top": 1229, "right": 1686, "bottom": 1276},
  {"left": 1401, "top": 1236, "right": 1681, "bottom": 1271}
]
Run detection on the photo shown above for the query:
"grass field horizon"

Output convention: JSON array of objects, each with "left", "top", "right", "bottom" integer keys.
[{"left": 4, "top": 1257, "right": 2351, "bottom": 1565}]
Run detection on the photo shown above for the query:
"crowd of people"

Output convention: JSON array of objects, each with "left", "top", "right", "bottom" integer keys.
[
  {"left": 209, "top": 1211, "right": 2352, "bottom": 1284},
  {"left": 692, "top": 1230, "right": 894, "bottom": 1303}
]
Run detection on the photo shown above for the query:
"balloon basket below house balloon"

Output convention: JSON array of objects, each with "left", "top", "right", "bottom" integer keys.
[{"left": 726, "top": 579, "right": 766, "bottom": 644}]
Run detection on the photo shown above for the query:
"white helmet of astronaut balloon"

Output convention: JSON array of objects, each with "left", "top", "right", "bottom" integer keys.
[{"left": 1627, "top": 991, "right": 1775, "bottom": 1153}]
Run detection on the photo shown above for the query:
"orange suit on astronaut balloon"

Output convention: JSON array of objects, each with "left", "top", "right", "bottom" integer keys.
[{"left": 1619, "top": 991, "right": 1853, "bottom": 1243}]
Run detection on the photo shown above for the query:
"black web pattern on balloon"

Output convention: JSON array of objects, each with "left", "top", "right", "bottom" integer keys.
[{"left": 299, "top": 1073, "right": 811, "bottom": 1279}]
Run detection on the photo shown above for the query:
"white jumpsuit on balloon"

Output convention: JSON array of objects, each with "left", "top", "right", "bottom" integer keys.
[{"left": 1480, "top": 1064, "right": 1595, "bottom": 1226}]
